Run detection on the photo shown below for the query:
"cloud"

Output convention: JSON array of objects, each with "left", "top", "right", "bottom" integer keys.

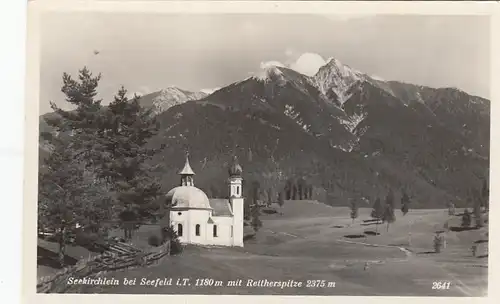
[
  {"left": 256, "top": 53, "right": 327, "bottom": 77},
  {"left": 370, "top": 74, "right": 385, "bottom": 81},
  {"left": 260, "top": 61, "right": 285, "bottom": 69},
  {"left": 289, "top": 52, "right": 327, "bottom": 76}
]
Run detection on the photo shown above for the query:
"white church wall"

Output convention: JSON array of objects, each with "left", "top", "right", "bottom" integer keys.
[
  {"left": 211, "top": 216, "right": 234, "bottom": 246},
  {"left": 170, "top": 209, "right": 189, "bottom": 243},
  {"left": 188, "top": 209, "right": 212, "bottom": 245},
  {"left": 230, "top": 197, "right": 245, "bottom": 247}
]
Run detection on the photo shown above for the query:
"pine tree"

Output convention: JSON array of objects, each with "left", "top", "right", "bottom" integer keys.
[
  {"left": 251, "top": 180, "right": 261, "bottom": 206},
  {"left": 291, "top": 180, "right": 298, "bottom": 200},
  {"left": 461, "top": 209, "right": 472, "bottom": 227},
  {"left": 47, "top": 67, "right": 106, "bottom": 159},
  {"left": 447, "top": 202, "right": 456, "bottom": 216},
  {"left": 251, "top": 203, "right": 262, "bottom": 232},
  {"left": 266, "top": 188, "right": 274, "bottom": 206},
  {"left": 433, "top": 233, "right": 444, "bottom": 253},
  {"left": 93, "top": 87, "right": 164, "bottom": 238},
  {"left": 371, "top": 197, "right": 384, "bottom": 234},
  {"left": 400, "top": 190, "right": 410, "bottom": 216},
  {"left": 38, "top": 135, "right": 111, "bottom": 265},
  {"left": 481, "top": 179, "right": 489, "bottom": 211},
  {"left": 277, "top": 191, "right": 285, "bottom": 215},
  {"left": 40, "top": 67, "right": 112, "bottom": 264},
  {"left": 383, "top": 190, "right": 396, "bottom": 232},
  {"left": 473, "top": 191, "right": 484, "bottom": 228},
  {"left": 297, "top": 178, "right": 306, "bottom": 200},
  {"left": 284, "top": 179, "right": 292, "bottom": 200}
]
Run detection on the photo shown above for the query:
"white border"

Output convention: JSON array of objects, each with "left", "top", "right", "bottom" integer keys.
[{"left": 23, "top": 1, "right": 499, "bottom": 304}]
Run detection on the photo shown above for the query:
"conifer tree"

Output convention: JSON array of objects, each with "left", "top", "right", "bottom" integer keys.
[
  {"left": 371, "top": 197, "right": 384, "bottom": 234},
  {"left": 350, "top": 200, "right": 359, "bottom": 224},
  {"left": 473, "top": 191, "right": 484, "bottom": 228},
  {"left": 461, "top": 209, "right": 472, "bottom": 227},
  {"left": 383, "top": 190, "right": 396, "bottom": 232},
  {"left": 93, "top": 87, "right": 165, "bottom": 237},
  {"left": 39, "top": 67, "right": 112, "bottom": 263},
  {"left": 38, "top": 135, "right": 110, "bottom": 265},
  {"left": 401, "top": 190, "right": 410, "bottom": 216},
  {"left": 481, "top": 179, "right": 489, "bottom": 211},
  {"left": 277, "top": 191, "right": 285, "bottom": 215}
]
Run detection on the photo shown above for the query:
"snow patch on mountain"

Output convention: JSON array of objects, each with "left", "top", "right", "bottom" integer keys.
[
  {"left": 339, "top": 112, "right": 367, "bottom": 133},
  {"left": 284, "top": 104, "right": 311, "bottom": 132}
]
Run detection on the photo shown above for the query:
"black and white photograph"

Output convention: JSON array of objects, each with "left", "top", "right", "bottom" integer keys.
[{"left": 29, "top": 1, "right": 492, "bottom": 298}]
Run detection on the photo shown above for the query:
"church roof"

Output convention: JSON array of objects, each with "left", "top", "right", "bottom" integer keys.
[
  {"left": 166, "top": 186, "right": 211, "bottom": 209},
  {"left": 179, "top": 154, "right": 195, "bottom": 175},
  {"left": 209, "top": 199, "right": 233, "bottom": 217}
]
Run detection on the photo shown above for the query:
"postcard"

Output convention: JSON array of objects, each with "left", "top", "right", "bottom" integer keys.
[{"left": 23, "top": 1, "right": 497, "bottom": 303}]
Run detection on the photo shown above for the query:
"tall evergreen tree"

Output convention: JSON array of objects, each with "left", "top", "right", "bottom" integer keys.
[
  {"left": 461, "top": 209, "right": 472, "bottom": 227},
  {"left": 481, "top": 179, "right": 489, "bottom": 211},
  {"left": 250, "top": 180, "right": 261, "bottom": 206},
  {"left": 93, "top": 87, "right": 164, "bottom": 237},
  {"left": 277, "top": 191, "right": 285, "bottom": 215},
  {"left": 473, "top": 190, "right": 484, "bottom": 228},
  {"left": 251, "top": 203, "right": 262, "bottom": 232},
  {"left": 284, "top": 179, "right": 292, "bottom": 200},
  {"left": 40, "top": 67, "right": 112, "bottom": 263},
  {"left": 383, "top": 190, "right": 396, "bottom": 232},
  {"left": 350, "top": 200, "right": 359, "bottom": 224},
  {"left": 400, "top": 190, "right": 410, "bottom": 216},
  {"left": 38, "top": 135, "right": 111, "bottom": 265},
  {"left": 371, "top": 197, "right": 384, "bottom": 234}
]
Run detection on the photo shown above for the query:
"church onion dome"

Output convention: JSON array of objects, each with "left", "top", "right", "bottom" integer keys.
[
  {"left": 165, "top": 186, "right": 211, "bottom": 209},
  {"left": 228, "top": 156, "right": 243, "bottom": 177}
]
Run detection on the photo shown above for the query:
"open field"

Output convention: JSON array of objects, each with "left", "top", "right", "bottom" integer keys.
[{"left": 53, "top": 200, "right": 487, "bottom": 296}]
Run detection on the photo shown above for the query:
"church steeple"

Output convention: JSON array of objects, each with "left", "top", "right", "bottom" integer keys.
[
  {"left": 228, "top": 155, "right": 243, "bottom": 198},
  {"left": 179, "top": 152, "right": 195, "bottom": 186}
]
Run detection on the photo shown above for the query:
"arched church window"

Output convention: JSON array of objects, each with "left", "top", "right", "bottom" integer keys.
[
  {"left": 236, "top": 186, "right": 239, "bottom": 195},
  {"left": 213, "top": 225, "right": 218, "bottom": 237},
  {"left": 230, "top": 225, "right": 233, "bottom": 237},
  {"left": 195, "top": 224, "right": 200, "bottom": 236},
  {"left": 177, "top": 223, "right": 183, "bottom": 236}
]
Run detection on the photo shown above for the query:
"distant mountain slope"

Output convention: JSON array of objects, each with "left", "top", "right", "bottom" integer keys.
[
  {"left": 138, "top": 87, "right": 207, "bottom": 115},
  {"left": 39, "top": 57, "right": 490, "bottom": 209}
]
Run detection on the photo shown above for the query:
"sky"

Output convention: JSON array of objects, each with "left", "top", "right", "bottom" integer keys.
[{"left": 39, "top": 13, "right": 490, "bottom": 114}]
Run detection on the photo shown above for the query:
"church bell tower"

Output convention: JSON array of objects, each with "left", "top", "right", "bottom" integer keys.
[{"left": 228, "top": 155, "right": 244, "bottom": 246}]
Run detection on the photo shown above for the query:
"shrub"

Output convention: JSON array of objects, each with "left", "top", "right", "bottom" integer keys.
[
  {"left": 161, "top": 225, "right": 183, "bottom": 255},
  {"left": 75, "top": 231, "right": 99, "bottom": 247},
  {"left": 148, "top": 235, "right": 161, "bottom": 247},
  {"left": 433, "top": 233, "right": 443, "bottom": 253},
  {"left": 262, "top": 208, "right": 278, "bottom": 215},
  {"left": 461, "top": 209, "right": 472, "bottom": 227}
]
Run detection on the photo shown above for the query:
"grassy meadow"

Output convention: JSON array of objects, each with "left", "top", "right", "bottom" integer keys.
[{"left": 60, "top": 200, "right": 488, "bottom": 296}]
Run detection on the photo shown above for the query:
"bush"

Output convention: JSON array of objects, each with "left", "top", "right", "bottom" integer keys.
[
  {"left": 75, "top": 231, "right": 100, "bottom": 247},
  {"left": 262, "top": 208, "right": 278, "bottom": 215},
  {"left": 148, "top": 235, "right": 161, "bottom": 247},
  {"left": 433, "top": 233, "right": 443, "bottom": 253}
]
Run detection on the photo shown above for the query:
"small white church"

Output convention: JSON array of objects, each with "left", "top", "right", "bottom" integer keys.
[{"left": 165, "top": 154, "right": 244, "bottom": 247}]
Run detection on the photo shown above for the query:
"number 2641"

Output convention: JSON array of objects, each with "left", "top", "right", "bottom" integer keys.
[{"left": 432, "top": 281, "right": 451, "bottom": 290}]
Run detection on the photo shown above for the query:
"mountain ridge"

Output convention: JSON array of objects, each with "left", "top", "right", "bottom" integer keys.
[{"left": 39, "top": 57, "right": 490, "bottom": 209}]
